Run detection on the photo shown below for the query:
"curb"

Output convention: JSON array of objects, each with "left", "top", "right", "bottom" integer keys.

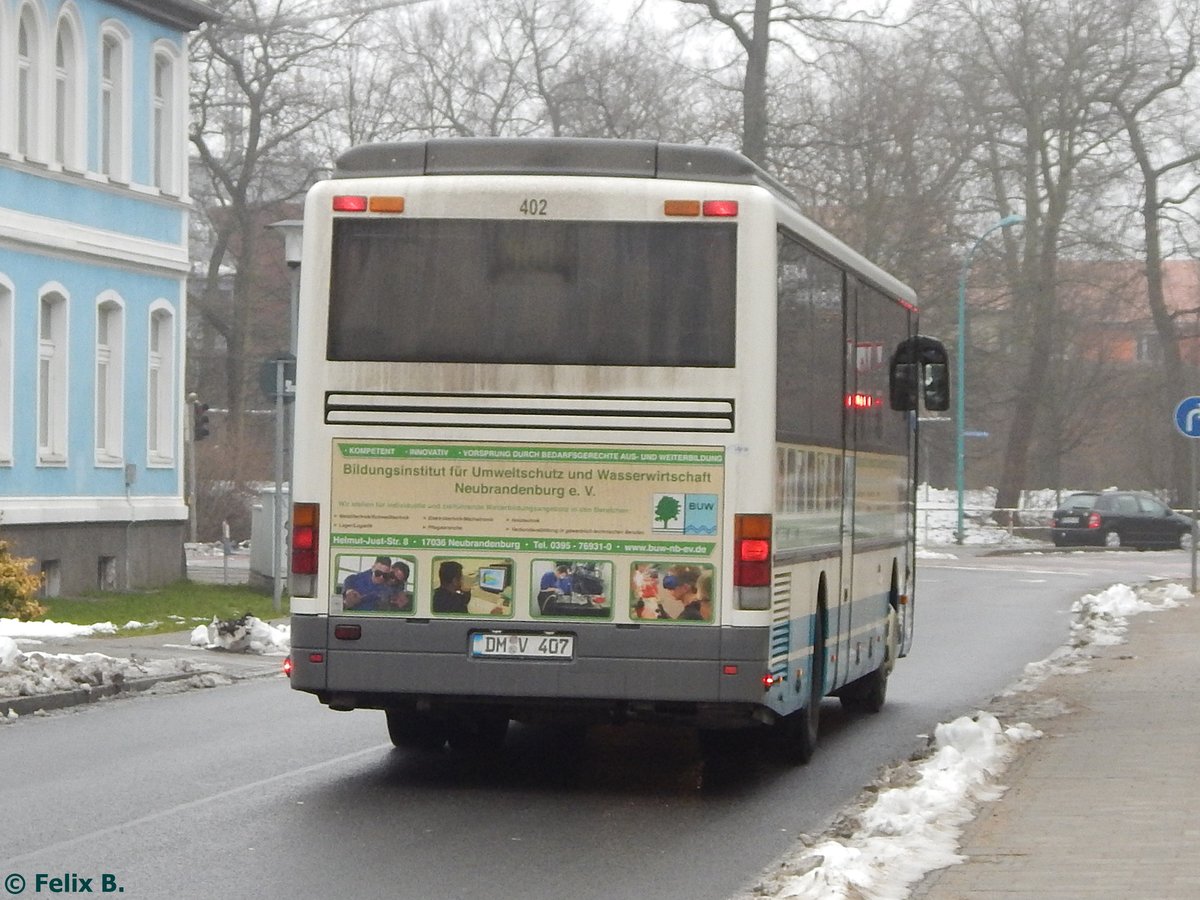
[{"left": 1, "top": 665, "right": 284, "bottom": 718}]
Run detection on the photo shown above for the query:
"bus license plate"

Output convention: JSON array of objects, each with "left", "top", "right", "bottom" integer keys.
[{"left": 471, "top": 633, "right": 574, "bottom": 660}]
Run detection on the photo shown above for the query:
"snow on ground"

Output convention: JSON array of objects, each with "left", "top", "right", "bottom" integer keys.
[
  {"left": 0, "top": 633, "right": 205, "bottom": 710},
  {"left": 0, "top": 615, "right": 290, "bottom": 711},
  {"left": 745, "top": 580, "right": 1190, "bottom": 900}
]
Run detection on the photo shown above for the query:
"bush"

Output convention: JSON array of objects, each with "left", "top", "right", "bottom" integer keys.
[{"left": 0, "top": 540, "right": 45, "bottom": 621}]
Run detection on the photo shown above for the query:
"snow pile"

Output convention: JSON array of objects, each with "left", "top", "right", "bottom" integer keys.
[
  {"left": 749, "top": 579, "right": 1189, "bottom": 900},
  {"left": 1069, "top": 582, "right": 1186, "bottom": 649},
  {"left": 190, "top": 614, "right": 290, "bottom": 655},
  {"left": 0, "top": 636, "right": 19, "bottom": 668},
  {"left": 756, "top": 713, "right": 1040, "bottom": 900},
  {"left": 1005, "top": 582, "right": 1189, "bottom": 693},
  {"left": 0, "top": 641, "right": 198, "bottom": 703},
  {"left": 0, "top": 617, "right": 120, "bottom": 640}
]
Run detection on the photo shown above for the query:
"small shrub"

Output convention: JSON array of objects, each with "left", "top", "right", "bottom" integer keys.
[{"left": 0, "top": 540, "right": 45, "bottom": 621}]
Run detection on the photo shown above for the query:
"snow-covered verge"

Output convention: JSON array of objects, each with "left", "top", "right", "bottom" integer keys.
[
  {"left": 0, "top": 640, "right": 204, "bottom": 710},
  {"left": 741, "top": 581, "right": 1190, "bottom": 900},
  {"left": 0, "top": 615, "right": 291, "bottom": 717}
]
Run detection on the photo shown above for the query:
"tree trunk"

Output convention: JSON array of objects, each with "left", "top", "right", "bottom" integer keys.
[{"left": 741, "top": 0, "right": 770, "bottom": 166}]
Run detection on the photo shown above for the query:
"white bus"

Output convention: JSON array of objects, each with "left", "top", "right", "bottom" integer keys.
[{"left": 287, "top": 138, "right": 949, "bottom": 762}]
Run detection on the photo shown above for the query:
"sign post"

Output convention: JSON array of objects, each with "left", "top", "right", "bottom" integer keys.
[
  {"left": 264, "top": 355, "right": 296, "bottom": 612},
  {"left": 1172, "top": 397, "right": 1200, "bottom": 593}
]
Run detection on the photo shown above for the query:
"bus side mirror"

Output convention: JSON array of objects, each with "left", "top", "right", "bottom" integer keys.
[{"left": 889, "top": 336, "right": 951, "bottom": 412}]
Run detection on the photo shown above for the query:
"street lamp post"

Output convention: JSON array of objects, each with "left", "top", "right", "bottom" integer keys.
[{"left": 955, "top": 213, "right": 1024, "bottom": 544}]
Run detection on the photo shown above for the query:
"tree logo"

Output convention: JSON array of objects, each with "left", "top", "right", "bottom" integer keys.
[
  {"left": 648, "top": 494, "right": 686, "bottom": 535},
  {"left": 652, "top": 494, "right": 684, "bottom": 533}
]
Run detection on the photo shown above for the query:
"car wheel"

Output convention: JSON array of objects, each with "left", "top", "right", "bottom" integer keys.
[{"left": 1104, "top": 530, "right": 1122, "bottom": 549}]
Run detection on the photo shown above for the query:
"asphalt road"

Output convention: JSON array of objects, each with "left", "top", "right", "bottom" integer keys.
[{"left": 2, "top": 547, "right": 1191, "bottom": 900}]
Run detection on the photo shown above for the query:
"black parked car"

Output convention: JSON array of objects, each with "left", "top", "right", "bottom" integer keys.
[{"left": 1051, "top": 490, "right": 1194, "bottom": 550}]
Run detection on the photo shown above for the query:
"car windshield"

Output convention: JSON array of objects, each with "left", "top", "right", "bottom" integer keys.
[{"left": 1063, "top": 494, "right": 1099, "bottom": 511}]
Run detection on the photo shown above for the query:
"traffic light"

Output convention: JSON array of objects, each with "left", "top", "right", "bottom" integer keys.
[{"left": 193, "top": 401, "right": 211, "bottom": 441}]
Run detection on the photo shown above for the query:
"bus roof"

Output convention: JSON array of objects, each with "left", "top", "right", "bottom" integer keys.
[{"left": 335, "top": 138, "right": 796, "bottom": 199}]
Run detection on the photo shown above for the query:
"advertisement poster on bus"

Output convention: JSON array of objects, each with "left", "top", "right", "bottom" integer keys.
[{"left": 328, "top": 442, "right": 723, "bottom": 622}]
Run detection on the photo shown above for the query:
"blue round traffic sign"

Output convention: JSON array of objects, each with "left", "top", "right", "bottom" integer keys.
[{"left": 1174, "top": 396, "right": 1200, "bottom": 438}]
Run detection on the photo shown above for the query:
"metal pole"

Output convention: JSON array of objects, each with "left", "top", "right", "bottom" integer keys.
[
  {"left": 186, "top": 392, "right": 198, "bottom": 543},
  {"left": 954, "top": 259, "right": 969, "bottom": 545},
  {"left": 273, "top": 359, "right": 285, "bottom": 613},
  {"left": 1191, "top": 440, "right": 1197, "bottom": 594}
]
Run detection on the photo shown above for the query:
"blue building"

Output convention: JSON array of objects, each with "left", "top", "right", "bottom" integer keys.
[{"left": 0, "top": 0, "right": 211, "bottom": 594}]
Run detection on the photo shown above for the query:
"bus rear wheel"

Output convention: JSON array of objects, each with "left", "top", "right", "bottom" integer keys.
[
  {"left": 446, "top": 711, "right": 510, "bottom": 754},
  {"left": 385, "top": 708, "right": 447, "bottom": 752}
]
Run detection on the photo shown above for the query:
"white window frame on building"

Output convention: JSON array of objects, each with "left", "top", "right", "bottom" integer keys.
[
  {"left": 95, "top": 293, "right": 125, "bottom": 466},
  {"left": 146, "top": 302, "right": 175, "bottom": 465},
  {"left": 99, "top": 22, "right": 131, "bottom": 182},
  {"left": 38, "top": 286, "right": 69, "bottom": 465},
  {"left": 17, "top": 3, "right": 44, "bottom": 160},
  {"left": 53, "top": 8, "right": 86, "bottom": 171},
  {"left": 150, "top": 43, "right": 183, "bottom": 194}
]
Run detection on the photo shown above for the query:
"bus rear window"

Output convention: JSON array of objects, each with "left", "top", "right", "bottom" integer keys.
[{"left": 327, "top": 219, "right": 736, "bottom": 367}]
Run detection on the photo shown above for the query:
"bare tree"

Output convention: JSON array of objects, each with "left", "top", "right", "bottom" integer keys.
[
  {"left": 189, "top": 0, "right": 429, "bottom": 438},
  {"left": 924, "top": 0, "right": 1150, "bottom": 512},
  {"left": 769, "top": 31, "right": 969, "bottom": 295},
  {"left": 326, "top": 0, "right": 709, "bottom": 144},
  {"left": 671, "top": 0, "right": 896, "bottom": 164},
  {"left": 1103, "top": 0, "right": 1200, "bottom": 502}
]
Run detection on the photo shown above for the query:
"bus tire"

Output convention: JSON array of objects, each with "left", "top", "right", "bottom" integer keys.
[
  {"left": 777, "top": 626, "right": 823, "bottom": 765},
  {"left": 385, "top": 708, "right": 447, "bottom": 752},
  {"left": 446, "top": 711, "right": 510, "bottom": 754},
  {"left": 839, "top": 607, "right": 896, "bottom": 714}
]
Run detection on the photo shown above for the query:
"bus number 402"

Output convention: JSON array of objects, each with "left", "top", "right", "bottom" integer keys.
[{"left": 519, "top": 198, "right": 548, "bottom": 216}]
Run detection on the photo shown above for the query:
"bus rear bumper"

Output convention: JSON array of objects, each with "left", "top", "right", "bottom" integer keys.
[{"left": 289, "top": 614, "right": 775, "bottom": 727}]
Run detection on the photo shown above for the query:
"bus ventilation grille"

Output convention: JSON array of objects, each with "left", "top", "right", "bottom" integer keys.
[
  {"left": 324, "top": 392, "right": 735, "bottom": 432},
  {"left": 769, "top": 571, "right": 792, "bottom": 678}
]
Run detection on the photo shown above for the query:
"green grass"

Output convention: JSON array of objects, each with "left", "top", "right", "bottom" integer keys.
[{"left": 42, "top": 581, "right": 290, "bottom": 636}]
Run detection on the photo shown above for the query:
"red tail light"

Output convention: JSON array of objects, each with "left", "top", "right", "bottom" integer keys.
[
  {"left": 332, "top": 195, "right": 367, "bottom": 212},
  {"left": 734, "top": 514, "right": 772, "bottom": 587},
  {"left": 1087, "top": 512, "right": 1101, "bottom": 530},
  {"left": 292, "top": 502, "right": 319, "bottom": 576}
]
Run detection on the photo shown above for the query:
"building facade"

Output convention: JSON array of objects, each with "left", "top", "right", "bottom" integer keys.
[{"left": 0, "top": 0, "right": 210, "bottom": 594}]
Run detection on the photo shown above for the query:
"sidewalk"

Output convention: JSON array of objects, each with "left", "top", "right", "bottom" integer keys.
[
  {"left": 1, "top": 627, "right": 286, "bottom": 717},
  {"left": 911, "top": 582, "right": 1200, "bottom": 899}
]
